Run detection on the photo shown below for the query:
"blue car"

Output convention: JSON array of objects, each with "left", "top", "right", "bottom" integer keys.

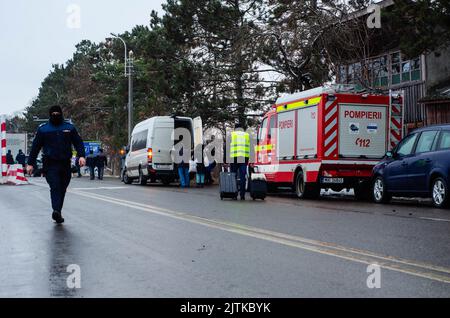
[{"left": 372, "top": 124, "right": 450, "bottom": 208}]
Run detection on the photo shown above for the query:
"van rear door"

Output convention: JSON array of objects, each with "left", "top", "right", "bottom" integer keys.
[
  {"left": 193, "top": 116, "right": 203, "bottom": 154},
  {"left": 152, "top": 118, "right": 174, "bottom": 169}
]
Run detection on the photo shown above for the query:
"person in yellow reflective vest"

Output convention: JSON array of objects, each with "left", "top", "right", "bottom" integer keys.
[{"left": 230, "top": 123, "right": 250, "bottom": 200}]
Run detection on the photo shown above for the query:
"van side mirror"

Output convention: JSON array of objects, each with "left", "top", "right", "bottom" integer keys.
[{"left": 125, "top": 145, "right": 130, "bottom": 153}]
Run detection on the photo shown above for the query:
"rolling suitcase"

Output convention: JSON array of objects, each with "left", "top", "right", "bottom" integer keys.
[
  {"left": 250, "top": 173, "right": 267, "bottom": 201},
  {"left": 219, "top": 169, "right": 238, "bottom": 200}
]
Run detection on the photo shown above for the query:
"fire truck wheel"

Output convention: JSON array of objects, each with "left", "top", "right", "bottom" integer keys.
[{"left": 295, "top": 171, "right": 320, "bottom": 199}]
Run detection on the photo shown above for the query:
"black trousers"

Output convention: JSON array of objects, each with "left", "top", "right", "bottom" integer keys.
[
  {"left": 97, "top": 166, "right": 104, "bottom": 180},
  {"left": 231, "top": 163, "right": 248, "bottom": 199},
  {"left": 45, "top": 161, "right": 72, "bottom": 213}
]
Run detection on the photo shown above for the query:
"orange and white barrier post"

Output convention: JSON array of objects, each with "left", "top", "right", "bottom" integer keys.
[
  {"left": 1, "top": 115, "right": 7, "bottom": 184},
  {"left": 6, "top": 164, "right": 29, "bottom": 185}
]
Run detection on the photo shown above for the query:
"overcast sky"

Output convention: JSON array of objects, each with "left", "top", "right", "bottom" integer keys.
[{"left": 0, "top": 0, "right": 165, "bottom": 116}]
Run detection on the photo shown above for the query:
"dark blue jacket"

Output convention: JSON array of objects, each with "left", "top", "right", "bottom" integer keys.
[
  {"left": 16, "top": 153, "right": 26, "bottom": 165},
  {"left": 28, "top": 121, "right": 85, "bottom": 167}
]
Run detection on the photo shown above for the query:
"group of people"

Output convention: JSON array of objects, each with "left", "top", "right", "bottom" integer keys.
[
  {"left": 84, "top": 149, "right": 108, "bottom": 180},
  {"left": 6, "top": 149, "right": 26, "bottom": 167},
  {"left": 176, "top": 146, "right": 217, "bottom": 189},
  {"left": 175, "top": 123, "right": 250, "bottom": 200},
  {"left": 25, "top": 104, "right": 252, "bottom": 225}
]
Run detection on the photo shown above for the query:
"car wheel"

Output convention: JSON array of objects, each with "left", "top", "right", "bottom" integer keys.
[
  {"left": 123, "top": 169, "right": 133, "bottom": 185},
  {"left": 431, "top": 177, "right": 449, "bottom": 209},
  {"left": 372, "top": 176, "right": 391, "bottom": 203}
]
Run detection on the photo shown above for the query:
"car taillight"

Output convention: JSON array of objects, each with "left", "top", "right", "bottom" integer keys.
[{"left": 147, "top": 148, "right": 153, "bottom": 163}]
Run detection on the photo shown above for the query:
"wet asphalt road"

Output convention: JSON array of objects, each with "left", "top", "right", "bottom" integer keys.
[{"left": 0, "top": 176, "right": 449, "bottom": 298}]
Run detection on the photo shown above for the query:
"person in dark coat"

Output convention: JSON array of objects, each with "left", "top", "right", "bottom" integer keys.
[
  {"left": 27, "top": 105, "right": 86, "bottom": 224},
  {"left": 86, "top": 150, "right": 96, "bottom": 180},
  {"left": 6, "top": 150, "right": 14, "bottom": 165},
  {"left": 95, "top": 149, "right": 107, "bottom": 180},
  {"left": 16, "top": 150, "right": 26, "bottom": 168}
]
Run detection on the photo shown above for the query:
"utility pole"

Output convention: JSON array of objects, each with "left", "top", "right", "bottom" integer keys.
[
  {"left": 107, "top": 33, "right": 134, "bottom": 145},
  {"left": 127, "top": 50, "right": 134, "bottom": 145}
]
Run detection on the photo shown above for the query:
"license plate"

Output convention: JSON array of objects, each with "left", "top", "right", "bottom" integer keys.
[
  {"left": 154, "top": 164, "right": 171, "bottom": 170},
  {"left": 321, "top": 177, "right": 344, "bottom": 184}
]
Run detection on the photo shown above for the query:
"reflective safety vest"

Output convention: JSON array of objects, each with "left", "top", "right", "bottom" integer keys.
[{"left": 230, "top": 131, "right": 250, "bottom": 158}]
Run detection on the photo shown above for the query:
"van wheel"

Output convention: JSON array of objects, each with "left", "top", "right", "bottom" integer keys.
[
  {"left": 372, "top": 176, "right": 391, "bottom": 203},
  {"left": 295, "top": 170, "right": 319, "bottom": 199},
  {"left": 431, "top": 177, "right": 449, "bottom": 208},
  {"left": 123, "top": 169, "right": 133, "bottom": 185},
  {"left": 138, "top": 168, "right": 147, "bottom": 186}
]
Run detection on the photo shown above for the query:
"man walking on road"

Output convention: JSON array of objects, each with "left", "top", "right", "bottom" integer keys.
[
  {"left": 95, "top": 149, "right": 107, "bottom": 180},
  {"left": 86, "top": 150, "right": 96, "bottom": 180},
  {"left": 230, "top": 123, "right": 250, "bottom": 200},
  {"left": 27, "top": 105, "right": 86, "bottom": 224}
]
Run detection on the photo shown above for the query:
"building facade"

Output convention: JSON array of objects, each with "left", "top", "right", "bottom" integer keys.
[{"left": 336, "top": 1, "right": 450, "bottom": 130}]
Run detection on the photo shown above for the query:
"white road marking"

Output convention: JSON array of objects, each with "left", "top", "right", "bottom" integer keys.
[
  {"left": 29, "top": 180, "right": 450, "bottom": 283},
  {"left": 71, "top": 188, "right": 450, "bottom": 284},
  {"left": 419, "top": 217, "right": 450, "bottom": 223},
  {"left": 72, "top": 187, "right": 129, "bottom": 190}
]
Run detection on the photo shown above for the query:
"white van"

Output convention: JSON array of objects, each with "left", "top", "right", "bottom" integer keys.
[{"left": 122, "top": 116, "right": 202, "bottom": 185}]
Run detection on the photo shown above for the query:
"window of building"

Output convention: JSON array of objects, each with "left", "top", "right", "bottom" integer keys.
[
  {"left": 411, "top": 58, "right": 421, "bottom": 81},
  {"left": 338, "top": 51, "right": 421, "bottom": 88},
  {"left": 391, "top": 52, "right": 401, "bottom": 85}
]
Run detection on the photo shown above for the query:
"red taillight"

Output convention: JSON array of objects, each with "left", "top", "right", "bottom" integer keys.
[{"left": 147, "top": 148, "right": 153, "bottom": 163}]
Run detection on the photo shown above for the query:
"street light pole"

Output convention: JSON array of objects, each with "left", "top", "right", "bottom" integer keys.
[
  {"left": 109, "top": 33, "right": 134, "bottom": 144},
  {"left": 127, "top": 51, "right": 134, "bottom": 146}
]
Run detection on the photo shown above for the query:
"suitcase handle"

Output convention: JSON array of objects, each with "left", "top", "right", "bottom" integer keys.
[{"left": 221, "top": 165, "right": 231, "bottom": 173}]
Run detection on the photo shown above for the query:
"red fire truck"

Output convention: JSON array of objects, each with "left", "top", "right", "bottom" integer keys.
[{"left": 254, "top": 85, "right": 404, "bottom": 199}]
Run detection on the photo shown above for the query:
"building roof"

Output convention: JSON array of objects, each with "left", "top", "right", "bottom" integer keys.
[{"left": 419, "top": 86, "right": 450, "bottom": 104}]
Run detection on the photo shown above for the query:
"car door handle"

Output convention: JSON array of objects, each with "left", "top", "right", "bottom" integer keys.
[
  {"left": 401, "top": 161, "right": 408, "bottom": 166},
  {"left": 425, "top": 158, "right": 432, "bottom": 163}
]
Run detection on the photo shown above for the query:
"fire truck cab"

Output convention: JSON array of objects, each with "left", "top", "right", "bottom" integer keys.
[{"left": 254, "top": 85, "right": 404, "bottom": 199}]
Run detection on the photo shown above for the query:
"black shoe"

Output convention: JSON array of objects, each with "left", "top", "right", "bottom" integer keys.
[
  {"left": 240, "top": 197, "right": 246, "bottom": 201},
  {"left": 52, "top": 211, "right": 65, "bottom": 224}
]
